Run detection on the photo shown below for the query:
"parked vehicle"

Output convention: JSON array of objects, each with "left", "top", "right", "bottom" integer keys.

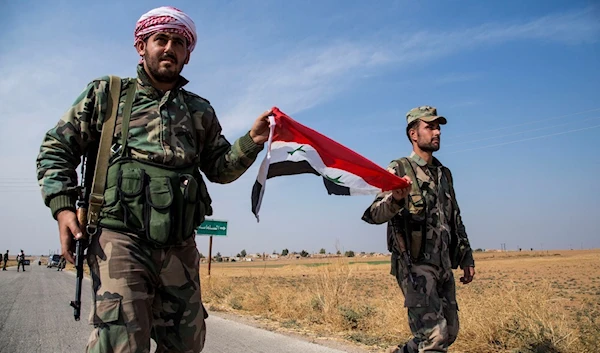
[{"left": 47, "top": 254, "right": 61, "bottom": 268}]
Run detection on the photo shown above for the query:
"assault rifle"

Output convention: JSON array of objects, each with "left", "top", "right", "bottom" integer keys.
[
  {"left": 390, "top": 214, "right": 417, "bottom": 290},
  {"left": 70, "top": 144, "right": 97, "bottom": 321}
]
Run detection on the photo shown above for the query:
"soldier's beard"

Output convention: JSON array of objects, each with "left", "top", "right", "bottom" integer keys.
[
  {"left": 144, "top": 53, "right": 183, "bottom": 83},
  {"left": 417, "top": 136, "right": 440, "bottom": 152}
]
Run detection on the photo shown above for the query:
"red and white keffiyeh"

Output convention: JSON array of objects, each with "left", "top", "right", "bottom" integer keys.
[{"left": 134, "top": 6, "right": 197, "bottom": 53}]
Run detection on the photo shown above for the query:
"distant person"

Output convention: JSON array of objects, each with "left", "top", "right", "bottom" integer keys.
[
  {"left": 17, "top": 249, "right": 26, "bottom": 272},
  {"left": 57, "top": 256, "right": 66, "bottom": 271},
  {"left": 362, "top": 106, "right": 475, "bottom": 353},
  {"left": 2, "top": 250, "right": 7, "bottom": 271}
]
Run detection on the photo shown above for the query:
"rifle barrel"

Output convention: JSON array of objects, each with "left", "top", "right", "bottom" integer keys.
[{"left": 70, "top": 239, "right": 83, "bottom": 321}]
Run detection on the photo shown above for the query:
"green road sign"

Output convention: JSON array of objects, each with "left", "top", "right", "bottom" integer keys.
[{"left": 196, "top": 219, "right": 228, "bottom": 236}]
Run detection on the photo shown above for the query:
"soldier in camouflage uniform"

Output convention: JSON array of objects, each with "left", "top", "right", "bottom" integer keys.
[
  {"left": 36, "top": 6, "right": 270, "bottom": 353},
  {"left": 362, "top": 106, "right": 475, "bottom": 353},
  {"left": 17, "top": 249, "right": 26, "bottom": 272}
]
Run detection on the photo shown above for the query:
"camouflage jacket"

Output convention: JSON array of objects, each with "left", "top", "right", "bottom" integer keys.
[
  {"left": 363, "top": 152, "right": 474, "bottom": 271},
  {"left": 37, "top": 64, "right": 264, "bottom": 219}
]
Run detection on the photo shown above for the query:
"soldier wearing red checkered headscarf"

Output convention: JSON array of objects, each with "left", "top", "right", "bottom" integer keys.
[
  {"left": 36, "top": 5, "right": 273, "bottom": 353},
  {"left": 134, "top": 6, "right": 197, "bottom": 58},
  {"left": 132, "top": 6, "right": 198, "bottom": 89}
]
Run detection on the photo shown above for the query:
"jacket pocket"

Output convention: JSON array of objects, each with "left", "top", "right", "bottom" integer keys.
[
  {"left": 100, "top": 164, "right": 123, "bottom": 218},
  {"left": 145, "top": 176, "right": 174, "bottom": 245},
  {"left": 118, "top": 168, "right": 146, "bottom": 232}
]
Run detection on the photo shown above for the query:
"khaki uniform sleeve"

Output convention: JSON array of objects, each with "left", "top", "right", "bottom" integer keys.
[
  {"left": 361, "top": 160, "right": 405, "bottom": 224},
  {"left": 199, "top": 106, "right": 264, "bottom": 184},
  {"left": 36, "top": 78, "right": 108, "bottom": 218}
]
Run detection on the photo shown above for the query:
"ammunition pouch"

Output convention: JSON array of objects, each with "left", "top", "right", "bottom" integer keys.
[
  {"left": 99, "top": 159, "right": 213, "bottom": 247},
  {"left": 406, "top": 213, "right": 426, "bottom": 262},
  {"left": 387, "top": 212, "right": 426, "bottom": 262}
]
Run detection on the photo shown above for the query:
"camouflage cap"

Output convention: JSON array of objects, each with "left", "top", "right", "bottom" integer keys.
[{"left": 406, "top": 105, "right": 447, "bottom": 126}]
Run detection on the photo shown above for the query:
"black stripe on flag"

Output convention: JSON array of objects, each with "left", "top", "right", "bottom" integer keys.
[
  {"left": 251, "top": 180, "right": 263, "bottom": 217},
  {"left": 252, "top": 160, "right": 320, "bottom": 219},
  {"left": 322, "top": 177, "right": 351, "bottom": 195},
  {"left": 266, "top": 160, "right": 320, "bottom": 179}
]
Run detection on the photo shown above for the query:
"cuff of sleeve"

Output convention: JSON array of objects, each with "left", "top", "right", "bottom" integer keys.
[
  {"left": 388, "top": 194, "right": 405, "bottom": 210},
  {"left": 239, "top": 131, "right": 264, "bottom": 155},
  {"left": 460, "top": 250, "right": 475, "bottom": 269},
  {"left": 49, "top": 194, "right": 77, "bottom": 220}
]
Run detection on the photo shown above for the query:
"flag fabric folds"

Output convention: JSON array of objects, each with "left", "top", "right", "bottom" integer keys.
[{"left": 251, "top": 107, "right": 409, "bottom": 221}]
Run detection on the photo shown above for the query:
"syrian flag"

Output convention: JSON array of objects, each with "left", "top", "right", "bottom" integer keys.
[{"left": 251, "top": 107, "right": 410, "bottom": 222}]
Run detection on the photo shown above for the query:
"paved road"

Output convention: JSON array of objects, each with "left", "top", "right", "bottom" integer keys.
[{"left": 0, "top": 264, "right": 367, "bottom": 353}]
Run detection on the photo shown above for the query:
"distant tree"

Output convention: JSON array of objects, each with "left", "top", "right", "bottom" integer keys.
[
  {"left": 300, "top": 250, "right": 309, "bottom": 257},
  {"left": 240, "top": 249, "right": 247, "bottom": 258},
  {"left": 281, "top": 249, "right": 289, "bottom": 256},
  {"left": 336, "top": 250, "right": 341, "bottom": 255},
  {"left": 273, "top": 250, "right": 278, "bottom": 255},
  {"left": 344, "top": 250, "right": 355, "bottom": 257},
  {"left": 474, "top": 248, "right": 484, "bottom": 252},
  {"left": 319, "top": 248, "right": 326, "bottom": 254},
  {"left": 216, "top": 252, "right": 223, "bottom": 262},
  {"left": 236, "top": 253, "right": 241, "bottom": 258}
]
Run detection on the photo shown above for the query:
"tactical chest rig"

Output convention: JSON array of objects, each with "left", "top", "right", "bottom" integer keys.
[
  {"left": 389, "top": 157, "right": 469, "bottom": 269},
  {"left": 86, "top": 76, "right": 212, "bottom": 247}
]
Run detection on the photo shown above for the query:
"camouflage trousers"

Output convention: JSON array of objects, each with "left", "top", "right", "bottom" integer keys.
[
  {"left": 394, "top": 262, "right": 459, "bottom": 353},
  {"left": 85, "top": 228, "right": 207, "bottom": 353}
]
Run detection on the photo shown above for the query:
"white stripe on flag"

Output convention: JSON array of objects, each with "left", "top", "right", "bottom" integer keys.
[
  {"left": 267, "top": 141, "right": 383, "bottom": 195},
  {"left": 253, "top": 115, "right": 276, "bottom": 222}
]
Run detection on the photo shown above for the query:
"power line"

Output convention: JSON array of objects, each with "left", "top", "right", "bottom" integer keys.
[
  {"left": 442, "top": 124, "right": 600, "bottom": 154},
  {"left": 445, "top": 116, "right": 600, "bottom": 147},
  {"left": 444, "top": 107, "right": 600, "bottom": 139}
]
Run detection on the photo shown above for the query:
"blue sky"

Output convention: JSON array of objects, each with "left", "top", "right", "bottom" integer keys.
[{"left": 0, "top": 0, "right": 598, "bottom": 257}]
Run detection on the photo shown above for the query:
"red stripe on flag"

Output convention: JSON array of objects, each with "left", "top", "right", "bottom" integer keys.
[{"left": 270, "top": 107, "right": 409, "bottom": 191}]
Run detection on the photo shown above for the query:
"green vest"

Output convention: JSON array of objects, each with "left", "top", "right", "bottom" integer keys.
[{"left": 97, "top": 78, "right": 212, "bottom": 247}]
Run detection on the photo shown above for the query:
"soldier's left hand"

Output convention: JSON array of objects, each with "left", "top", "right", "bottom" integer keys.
[
  {"left": 460, "top": 266, "right": 475, "bottom": 284},
  {"left": 249, "top": 109, "right": 272, "bottom": 144}
]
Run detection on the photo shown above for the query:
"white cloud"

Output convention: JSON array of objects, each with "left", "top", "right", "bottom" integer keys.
[{"left": 210, "top": 7, "right": 600, "bottom": 135}]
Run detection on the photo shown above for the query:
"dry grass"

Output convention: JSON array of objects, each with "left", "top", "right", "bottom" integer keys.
[
  {"left": 200, "top": 250, "right": 600, "bottom": 353},
  {"left": 2, "top": 259, "right": 19, "bottom": 268}
]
